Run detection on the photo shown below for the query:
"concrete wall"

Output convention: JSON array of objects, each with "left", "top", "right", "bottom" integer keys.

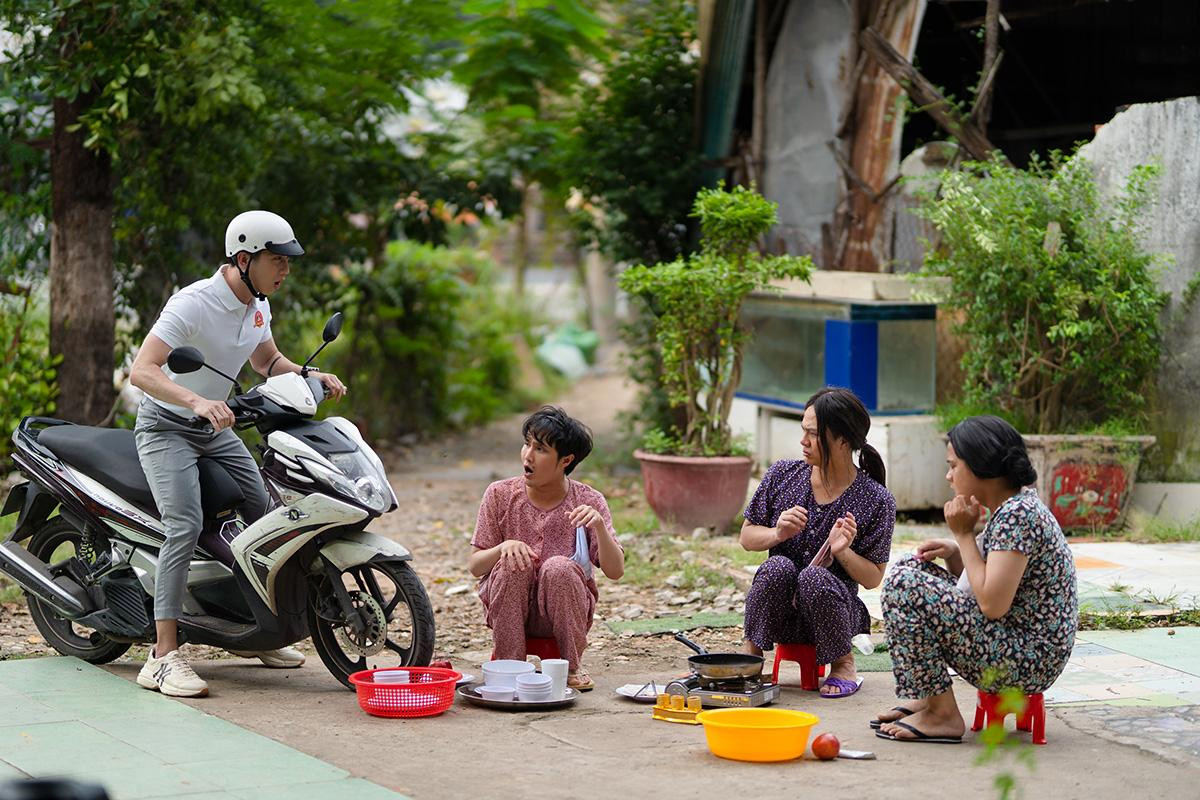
[
  {"left": 761, "top": 0, "right": 849, "bottom": 258},
  {"left": 1076, "top": 98, "right": 1200, "bottom": 480}
]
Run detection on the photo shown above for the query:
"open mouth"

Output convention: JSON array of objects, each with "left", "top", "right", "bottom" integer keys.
[{"left": 523, "top": 465, "right": 534, "bottom": 476}]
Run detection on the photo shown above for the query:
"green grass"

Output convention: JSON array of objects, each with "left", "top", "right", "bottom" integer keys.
[
  {"left": 1079, "top": 607, "right": 1200, "bottom": 631},
  {"left": 0, "top": 577, "right": 22, "bottom": 605},
  {"left": 1127, "top": 512, "right": 1200, "bottom": 543},
  {"left": 0, "top": 515, "right": 18, "bottom": 603}
]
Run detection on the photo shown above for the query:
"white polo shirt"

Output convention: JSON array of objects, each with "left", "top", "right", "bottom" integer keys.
[{"left": 147, "top": 266, "right": 273, "bottom": 414}]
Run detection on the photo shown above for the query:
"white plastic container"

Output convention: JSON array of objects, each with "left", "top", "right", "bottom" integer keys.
[
  {"left": 481, "top": 659, "right": 535, "bottom": 688},
  {"left": 372, "top": 669, "right": 410, "bottom": 684},
  {"left": 540, "top": 658, "right": 569, "bottom": 700},
  {"left": 477, "top": 685, "right": 515, "bottom": 701},
  {"left": 515, "top": 672, "right": 554, "bottom": 702}
]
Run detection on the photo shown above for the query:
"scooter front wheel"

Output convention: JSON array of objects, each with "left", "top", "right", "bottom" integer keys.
[{"left": 307, "top": 559, "right": 436, "bottom": 689}]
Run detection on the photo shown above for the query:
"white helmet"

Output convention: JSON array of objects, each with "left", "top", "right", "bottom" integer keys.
[{"left": 224, "top": 210, "right": 304, "bottom": 258}]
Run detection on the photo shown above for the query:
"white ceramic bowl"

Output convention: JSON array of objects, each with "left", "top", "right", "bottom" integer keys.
[
  {"left": 478, "top": 685, "right": 515, "bottom": 701},
  {"left": 517, "top": 686, "right": 554, "bottom": 702},
  {"left": 481, "top": 659, "right": 535, "bottom": 688},
  {"left": 515, "top": 672, "right": 552, "bottom": 688}
]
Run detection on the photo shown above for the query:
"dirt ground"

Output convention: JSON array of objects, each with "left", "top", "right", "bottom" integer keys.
[{"left": 5, "top": 370, "right": 1200, "bottom": 798}]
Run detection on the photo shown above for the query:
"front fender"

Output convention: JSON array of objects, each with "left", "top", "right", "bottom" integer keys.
[{"left": 317, "top": 531, "right": 413, "bottom": 572}]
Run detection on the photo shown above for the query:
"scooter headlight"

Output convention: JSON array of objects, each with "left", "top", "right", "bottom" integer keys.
[{"left": 301, "top": 453, "right": 391, "bottom": 513}]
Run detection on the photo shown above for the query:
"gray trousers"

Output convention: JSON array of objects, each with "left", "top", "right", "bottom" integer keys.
[{"left": 134, "top": 400, "right": 269, "bottom": 620}]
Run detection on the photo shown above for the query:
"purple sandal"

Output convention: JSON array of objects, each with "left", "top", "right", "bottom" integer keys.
[{"left": 819, "top": 676, "right": 864, "bottom": 698}]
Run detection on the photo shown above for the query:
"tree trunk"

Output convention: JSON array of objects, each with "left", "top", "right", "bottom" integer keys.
[
  {"left": 512, "top": 182, "right": 530, "bottom": 297},
  {"left": 976, "top": 0, "right": 1002, "bottom": 130},
  {"left": 51, "top": 95, "right": 115, "bottom": 425}
]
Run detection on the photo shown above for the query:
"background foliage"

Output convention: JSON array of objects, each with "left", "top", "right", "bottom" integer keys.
[
  {"left": 917, "top": 152, "right": 1168, "bottom": 433},
  {"left": 299, "top": 242, "right": 535, "bottom": 440}
]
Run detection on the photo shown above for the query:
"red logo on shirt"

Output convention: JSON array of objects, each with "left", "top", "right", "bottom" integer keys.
[{"left": 253, "top": 310, "right": 264, "bottom": 328}]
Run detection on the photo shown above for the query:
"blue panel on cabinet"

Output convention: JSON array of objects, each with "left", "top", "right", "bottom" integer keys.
[{"left": 824, "top": 319, "right": 878, "bottom": 410}]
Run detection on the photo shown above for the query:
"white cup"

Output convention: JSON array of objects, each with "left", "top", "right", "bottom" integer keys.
[
  {"left": 541, "top": 658, "right": 569, "bottom": 700},
  {"left": 373, "top": 669, "right": 410, "bottom": 684}
]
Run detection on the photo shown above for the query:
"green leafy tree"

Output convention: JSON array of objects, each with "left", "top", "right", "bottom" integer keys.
[
  {"left": 917, "top": 152, "right": 1169, "bottom": 433},
  {"left": 1, "top": 1, "right": 480, "bottom": 425},
  {"left": 451, "top": 0, "right": 606, "bottom": 294},
  {"left": 1, "top": 0, "right": 278, "bottom": 422},
  {"left": 564, "top": 0, "right": 700, "bottom": 266}
]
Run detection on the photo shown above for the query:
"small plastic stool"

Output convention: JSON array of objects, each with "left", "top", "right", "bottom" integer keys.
[
  {"left": 491, "top": 636, "right": 561, "bottom": 661},
  {"left": 524, "top": 636, "right": 561, "bottom": 660},
  {"left": 771, "top": 643, "right": 826, "bottom": 690},
  {"left": 972, "top": 690, "right": 1046, "bottom": 745}
]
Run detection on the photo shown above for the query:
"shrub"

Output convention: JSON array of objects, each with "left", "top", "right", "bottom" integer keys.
[
  {"left": 0, "top": 285, "right": 59, "bottom": 461},
  {"left": 917, "top": 152, "right": 1168, "bottom": 433},
  {"left": 619, "top": 184, "right": 812, "bottom": 455},
  {"left": 317, "top": 241, "right": 535, "bottom": 440}
]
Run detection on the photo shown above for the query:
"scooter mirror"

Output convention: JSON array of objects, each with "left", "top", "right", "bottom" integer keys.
[
  {"left": 322, "top": 312, "right": 344, "bottom": 343},
  {"left": 167, "top": 346, "right": 206, "bottom": 374}
]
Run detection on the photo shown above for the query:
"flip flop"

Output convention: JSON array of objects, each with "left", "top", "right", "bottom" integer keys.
[
  {"left": 819, "top": 676, "right": 864, "bottom": 698},
  {"left": 869, "top": 706, "right": 917, "bottom": 730},
  {"left": 874, "top": 720, "right": 962, "bottom": 744}
]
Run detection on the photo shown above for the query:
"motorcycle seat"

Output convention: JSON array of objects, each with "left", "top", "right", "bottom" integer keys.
[{"left": 36, "top": 425, "right": 245, "bottom": 521}]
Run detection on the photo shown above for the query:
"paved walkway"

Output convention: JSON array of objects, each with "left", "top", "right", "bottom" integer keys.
[{"left": 0, "top": 657, "right": 406, "bottom": 800}]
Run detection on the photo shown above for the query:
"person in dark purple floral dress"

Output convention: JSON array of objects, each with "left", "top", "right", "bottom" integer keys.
[{"left": 740, "top": 388, "right": 896, "bottom": 697}]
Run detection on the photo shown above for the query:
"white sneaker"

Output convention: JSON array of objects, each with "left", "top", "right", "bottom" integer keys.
[
  {"left": 137, "top": 649, "right": 209, "bottom": 697},
  {"left": 228, "top": 646, "right": 305, "bottom": 669}
]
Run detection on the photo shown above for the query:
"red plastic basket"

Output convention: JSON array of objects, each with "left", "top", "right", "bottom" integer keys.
[{"left": 348, "top": 667, "right": 462, "bottom": 718}]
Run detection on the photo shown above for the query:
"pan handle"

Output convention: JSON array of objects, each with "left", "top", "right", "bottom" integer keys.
[{"left": 674, "top": 632, "right": 708, "bottom": 655}]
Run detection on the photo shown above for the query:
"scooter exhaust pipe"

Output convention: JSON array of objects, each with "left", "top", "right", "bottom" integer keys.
[{"left": 0, "top": 541, "right": 93, "bottom": 618}]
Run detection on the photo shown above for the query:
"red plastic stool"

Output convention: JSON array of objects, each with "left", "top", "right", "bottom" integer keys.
[
  {"left": 491, "top": 636, "right": 561, "bottom": 661},
  {"left": 972, "top": 690, "right": 1046, "bottom": 745},
  {"left": 524, "top": 636, "right": 561, "bottom": 660},
  {"left": 771, "top": 643, "right": 826, "bottom": 690}
]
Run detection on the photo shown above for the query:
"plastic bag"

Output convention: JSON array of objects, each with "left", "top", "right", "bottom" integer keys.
[{"left": 570, "top": 525, "right": 593, "bottom": 579}]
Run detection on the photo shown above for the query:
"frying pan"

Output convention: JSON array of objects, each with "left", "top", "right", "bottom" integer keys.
[{"left": 674, "top": 632, "right": 764, "bottom": 681}]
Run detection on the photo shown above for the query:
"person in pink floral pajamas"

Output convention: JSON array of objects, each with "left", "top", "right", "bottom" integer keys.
[{"left": 468, "top": 406, "right": 624, "bottom": 691}]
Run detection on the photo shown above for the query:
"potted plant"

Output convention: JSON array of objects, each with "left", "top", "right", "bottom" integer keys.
[
  {"left": 619, "top": 184, "right": 813, "bottom": 532},
  {"left": 918, "top": 152, "right": 1167, "bottom": 531}
]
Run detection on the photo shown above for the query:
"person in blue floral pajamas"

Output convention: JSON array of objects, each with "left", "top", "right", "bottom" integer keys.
[
  {"left": 876, "top": 415, "right": 1077, "bottom": 743},
  {"left": 741, "top": 388, "right": 896, "bottom": 697}
]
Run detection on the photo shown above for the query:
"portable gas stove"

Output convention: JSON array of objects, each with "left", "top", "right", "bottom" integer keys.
[{"left": 664, "top": 674, "right": 780, "bottom": 708}]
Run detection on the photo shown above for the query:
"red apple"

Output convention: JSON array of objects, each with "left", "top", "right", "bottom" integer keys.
[{"left": 811, "top": 732, "right": 840, "bottom": 760}]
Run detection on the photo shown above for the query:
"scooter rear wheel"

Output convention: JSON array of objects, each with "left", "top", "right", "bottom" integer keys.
[
  {"left": 25, "top": 518, "right": 133, "bottom": 664},
  {"left": 308, "top": 559, "right": 435, "bottom": 689}
]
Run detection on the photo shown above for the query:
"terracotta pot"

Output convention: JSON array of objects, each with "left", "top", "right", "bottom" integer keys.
[
  {"left": 1022, "top": 434, "right": 1155, "bottom": 532},
  {"left": 634, "top": 450, "right": 754, "bottom": 533}
]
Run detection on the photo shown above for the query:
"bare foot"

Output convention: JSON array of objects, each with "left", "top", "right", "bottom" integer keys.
[
  {"left": 878, "top": 705, "right": 965, "bottom": 741},
  {"left": 819, "top": 652, "right": 858, "bottom": 696},
  {"left": 743, "top": 640, "right": 763, "bottom": 656},
  {"left": 875, "top": 697, "right": 927, "bottom": 723}
]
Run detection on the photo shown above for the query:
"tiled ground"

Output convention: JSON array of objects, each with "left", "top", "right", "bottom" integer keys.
[{"left": 0, "top": 658, "right": 407, "bottom": 800}]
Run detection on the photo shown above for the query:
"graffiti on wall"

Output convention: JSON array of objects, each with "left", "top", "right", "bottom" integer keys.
[{"left": 1049, "top": 461, "right": 1130, "bottom": 530}]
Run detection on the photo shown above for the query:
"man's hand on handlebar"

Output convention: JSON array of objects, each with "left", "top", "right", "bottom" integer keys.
[
  {"left": 190, "top": 397, "right": 235, "bottom": 431},
  {"left": 312, "top": 370, "right": 347, "bottom": 400}
]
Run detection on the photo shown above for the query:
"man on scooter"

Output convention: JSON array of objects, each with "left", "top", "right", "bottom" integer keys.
[{"left": 129, "top": 210, "right": 347, "bottom": 697}]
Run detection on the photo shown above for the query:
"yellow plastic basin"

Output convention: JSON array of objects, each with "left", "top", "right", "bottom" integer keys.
[{"left": 695, "top": 708, "right": 820, "bottom": 762}]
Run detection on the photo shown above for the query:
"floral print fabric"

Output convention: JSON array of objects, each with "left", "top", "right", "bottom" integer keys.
[
  {"left": 742, "top": 460, "right": 896, "bottom": 660},
  {"left": 882, "top": 490, "right": 1078, "bottom": 698}
]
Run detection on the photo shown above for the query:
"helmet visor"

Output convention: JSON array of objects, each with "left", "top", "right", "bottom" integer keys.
[{"left": 266, "top": 239, "right": 304, "bottom": 256}]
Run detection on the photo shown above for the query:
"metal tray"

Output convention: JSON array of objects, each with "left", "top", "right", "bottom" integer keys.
[{"left": 457, "top": 685, "right": 579, "bottom": 711}]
